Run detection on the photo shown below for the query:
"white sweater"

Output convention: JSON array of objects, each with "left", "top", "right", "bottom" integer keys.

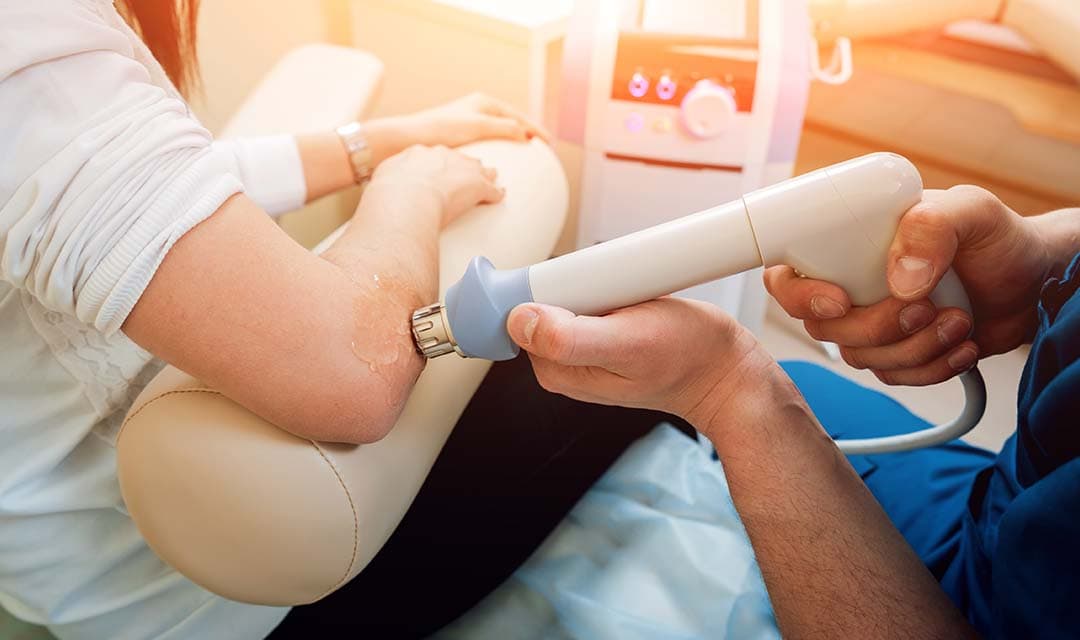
[{"left": 0, "top": 0, "right": 308, "bottom": 637}]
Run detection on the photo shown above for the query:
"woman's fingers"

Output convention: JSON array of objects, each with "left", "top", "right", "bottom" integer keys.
[
  {"left": 763, "top": 265, "right": 852, "bottom": 320},
  {"left": 803, "top": 297, "right": 935, "bottom": 348},
  {"left": 478, "top": 171, "right": 505, "bottom": 203},
  {"left": 474, "top": 116, "right": 529, "bottom": 142},
  {"left": 481, "top": 182, "right": 505, "bottom": 203},
  {"left": 870, "top": 340, "right": 979, "bottom": 387},
  {"left": 481, "top": 163, "right": 504, "bottom": 202},
  {"left": 838, "top": 308, "right": 973, "bottom": 372},
  {"left": 477, "top": 96, "right": 551, "bottom": 142},
  {"left": 465, "top": 157, "right": 502, "bottom": 202}
]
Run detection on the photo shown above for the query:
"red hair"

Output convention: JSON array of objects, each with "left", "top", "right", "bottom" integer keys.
[{"left": 117, "top": 0, "right": 202, "bottom": 97}]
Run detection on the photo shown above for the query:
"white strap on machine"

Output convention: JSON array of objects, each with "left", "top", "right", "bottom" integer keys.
[{"left": 810, "top": 36, "right": 853, "bottom": 85}]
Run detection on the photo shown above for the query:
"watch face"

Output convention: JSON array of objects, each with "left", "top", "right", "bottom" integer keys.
[
  {"left": 336, "top": 123, "right": 372, "bottom": 183},
  {"left": 338, "top": 121, "right": 363, "bottom": 137}
]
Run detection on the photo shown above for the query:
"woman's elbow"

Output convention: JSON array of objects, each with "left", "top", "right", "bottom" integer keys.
[{"left": 281, "top": 366, "right": 420, "bottom": 445}]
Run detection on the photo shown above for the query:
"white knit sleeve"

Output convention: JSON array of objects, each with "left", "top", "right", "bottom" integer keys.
[
  {"left": 213, "top": 136, "right": 308, "bottom": 217},
  {"left": 0, "top": 0, "right": 245, "bottom": 335}
]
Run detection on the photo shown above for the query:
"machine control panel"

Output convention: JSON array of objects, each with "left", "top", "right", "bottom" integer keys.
[{"left": 610, "top": 32, "right": 758, "bottom": 113}]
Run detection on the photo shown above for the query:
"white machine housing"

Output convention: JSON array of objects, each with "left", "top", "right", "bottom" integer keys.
[{"left": 559, "top": 0, "right": 816, "bottom": 331}]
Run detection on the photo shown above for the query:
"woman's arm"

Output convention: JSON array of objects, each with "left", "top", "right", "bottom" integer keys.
[
  {"left": 297, "top": 93, "right": 550, "bottom": 203},
  {"left": 123, "top": 145, "right": 502, "bottom": 444},
  {"left": 0, "top": 2, "right": 507, "bottom": 445},
  {"left": 505, "top": 299, "right": 976, "bottom": 637}
]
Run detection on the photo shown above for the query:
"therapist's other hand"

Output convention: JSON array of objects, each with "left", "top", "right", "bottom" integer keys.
[
  {"left": 371, "top": 144, "right": 503, "bottom": 226},
  {"left": 765, "top": 186, "right": 1052, "bottom": 386},
  {"left": 506, "top": 298, "right": 776, "bottom": 424}
]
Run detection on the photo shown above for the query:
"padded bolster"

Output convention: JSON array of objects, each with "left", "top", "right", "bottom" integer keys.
[
  {"left": 116, "top": 139, "right": 569, "bottom": 606},
  {"left": 1002, "top": 0, "right": 1080, "bottom": 83},
  {"left": 810, "top": 0, "right": 1080, "bottom": 83},
  {"left": 220, "top": 44, "right": 385, "bottom": 138}
]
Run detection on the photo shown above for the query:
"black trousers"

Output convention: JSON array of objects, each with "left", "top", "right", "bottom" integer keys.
[{"left": 269, "top": 354, "right": 694, "bottom": 638}]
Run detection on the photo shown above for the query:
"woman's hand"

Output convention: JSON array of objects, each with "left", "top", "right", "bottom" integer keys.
[
  {"left": 365, "top": 93, "right": 550, "bottom": 164},
  {"left": 765, "top": 186, "right": 1053, "bottom": 386},
  {"left": 402, "top": 92, "right": 550, "bottom": 146},
  {"left": 368, "top": 144, "right": 504, "bottom": 227},
  {"left": 506, "top": 298, "right": 780, "bottom": 428},
  {"left": 300, "top": 94, "right": 545, "bottom": 205}
]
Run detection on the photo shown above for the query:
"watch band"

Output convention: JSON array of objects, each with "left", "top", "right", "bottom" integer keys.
[{"left": 335, "top": 121, "right": 374, "bottom": 186}]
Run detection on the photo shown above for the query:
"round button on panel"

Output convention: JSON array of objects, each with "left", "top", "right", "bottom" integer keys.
[
  {"left": 628, "top": 72, "right": 649, "bottom": 99},
  {"left": 624, "top": 112, "right": 645, "bottom": 133},
  {"left": 680, "top": 80, "right": 736, "bottom": 139},
  {"left": 656, "top": 74, "right": 677, "bottom": 101}
]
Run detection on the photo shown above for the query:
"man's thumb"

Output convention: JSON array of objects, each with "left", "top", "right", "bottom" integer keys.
[{"left": 887, "top": 193, "right": 966, "bottom": 301}]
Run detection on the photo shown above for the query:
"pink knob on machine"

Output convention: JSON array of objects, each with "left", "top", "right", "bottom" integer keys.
[
  {"left": 656, "top": 74, "right": 677, "bottom": 101},
  {"left": 628, "top": 71, "right": 650, "bottom": 98},
  {"left": 680, "top": 79, "right": 736, "bottom": 139}
]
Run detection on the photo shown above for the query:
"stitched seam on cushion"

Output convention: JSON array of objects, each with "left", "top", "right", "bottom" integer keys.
[
  {"left": 117, "top": 388, "right": 221, "bottom": 442},
  {"left": 309, "top": 442, "right": 360, "bottom": 601},
  {"left": 117, "top": 388, "right": 361, "bottom": 601}
]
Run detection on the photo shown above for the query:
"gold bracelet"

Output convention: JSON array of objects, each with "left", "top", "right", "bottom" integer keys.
[{"left": 335, "top": 121, "right": 374, "bottom": 186}]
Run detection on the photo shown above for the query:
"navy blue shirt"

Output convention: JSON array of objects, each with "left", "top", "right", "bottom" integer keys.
[
  {"left": 967, "top": 252, "right": 1080, "bottom": 637},
  {"left": 784, "top": 252, "right": 1080, "bottom": 638}
]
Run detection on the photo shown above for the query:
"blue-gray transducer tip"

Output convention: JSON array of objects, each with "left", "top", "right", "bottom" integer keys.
[{"left": 412, "top": 256, "right": 534, "bottom": 361}]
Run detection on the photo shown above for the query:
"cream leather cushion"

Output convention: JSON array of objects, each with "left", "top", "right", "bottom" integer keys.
[{"left": 116, "top": 139, "right": 569, "bottom": 606}]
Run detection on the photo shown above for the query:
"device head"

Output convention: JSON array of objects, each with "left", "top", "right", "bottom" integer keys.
[{"left": 744, "top": 152, "right": 923, "bottom": 306}]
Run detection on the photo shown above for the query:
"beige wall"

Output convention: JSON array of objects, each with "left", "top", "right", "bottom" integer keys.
[
  {"left": 192, "top": 0, "right": 347, "bottom": 134},
  {"left": 190, "top": 0, "right": 358, "bottom": 248}
]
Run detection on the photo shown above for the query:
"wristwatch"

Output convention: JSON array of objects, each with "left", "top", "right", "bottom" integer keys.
[{"left": 336, "top": 121, "right": 374, "bottom": 186}]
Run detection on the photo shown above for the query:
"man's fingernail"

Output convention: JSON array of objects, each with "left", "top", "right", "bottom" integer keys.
[
  {"left": 947, "top": 346, "right": 978, "bottom": 371},
  {"left": 937, "top": 315, "right": 971, "bottom": 346},
  {"left": 511, "top": 308, "right": 539, "bottom": 346},
  {"left": 891, "top": 256, "right": 933, "bottom": 297},
  {"left": 899, "top": 304, "right": 934, "bottom": 334},
  {"left": 810, "top": 295, "right": 845, "bottom": 319}
]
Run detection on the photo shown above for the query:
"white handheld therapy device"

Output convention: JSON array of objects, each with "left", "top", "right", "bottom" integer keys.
[{"left": 410, "top": 153, "right": 987, "bottom": 454}]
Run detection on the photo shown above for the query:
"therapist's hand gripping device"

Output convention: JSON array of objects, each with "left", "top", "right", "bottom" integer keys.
[{"left": 410, "top": 153, "right": 987, "bottom": 454}]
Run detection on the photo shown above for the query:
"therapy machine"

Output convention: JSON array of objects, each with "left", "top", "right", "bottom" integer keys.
[{"left": 411, "top": 153, "right": 988, "bottom": 455}]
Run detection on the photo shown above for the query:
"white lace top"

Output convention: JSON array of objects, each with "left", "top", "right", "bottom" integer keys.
[{"left": 0, "top": 0, "right": 306, "bottom": 637}]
